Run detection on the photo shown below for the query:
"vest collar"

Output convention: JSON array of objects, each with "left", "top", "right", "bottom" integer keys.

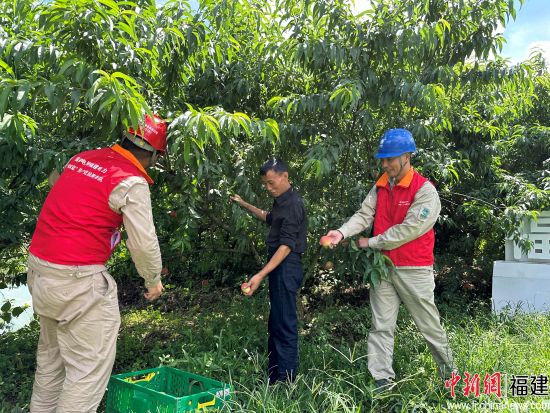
[
  {"left": 111, "top": 144, "right": 154, "bottom": 184},
  {"left": 375, "top": 168, "right": 415, "bottom": 188}
]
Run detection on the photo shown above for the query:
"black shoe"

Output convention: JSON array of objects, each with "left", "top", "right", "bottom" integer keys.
[
  {"left": 269, "top": 375, "right": 295, "bottom": 386},
  {"left": 374, "top": 378, "right": 396, "bottom": 394},
  {"left": 442, "top": 369, "right": 460, "bottom": 385}
]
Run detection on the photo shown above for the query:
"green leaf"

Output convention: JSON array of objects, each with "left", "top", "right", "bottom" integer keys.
[
  {"left": 1, "top": 301, "right": 11, "bottom": 312},
  {"left": 90, "top": 90, "right": 106, "bottom": 107},
  {"left": 97, "top": 0, "right": 120, "bottom": 12},
  {"left": 58, "top": 59, "right": 76, "bottom": 75},
  {"left": 70, "top": 89, "right": 81, "bottom": 112},
  {"left": 117, "top": 21, "right": 137, "bottom": 41},
  {"left": 11, "top": 306, "right": 26, "bottom": 317},
  {"left": 183, "top": 139, "right": 191, "bottom": 164},
  {"left": 110, "top": 104, "right": 121, "bottom": 131},
  {"left": 371, "top": 269, "right": 381, "bottom": 289},
  {"left": 111, "top": 72, "right": 138, "bottom": 87},
  {"left": 97, "top": 91, "right": 116, "bottom": 113},
  {"left": 15, "top": 83, "right": 30, "bottom": 110},
  {"left": 0, "top": 87, "right": 11, "bottom": 117},
  {"left": 382, "top": 255, "right": 394, "bottom": 268},
  {"left": 0, "top": 59, "right": 14, "bottom": 76}
]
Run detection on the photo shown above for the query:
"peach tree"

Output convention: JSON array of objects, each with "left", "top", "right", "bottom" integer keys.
[{"left": 0, "top": 0, "right": 549, "bottom": 312}]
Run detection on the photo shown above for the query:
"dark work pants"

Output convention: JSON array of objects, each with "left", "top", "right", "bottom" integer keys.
[{"left": 267, "top": 250, "right": 303, "bottom": 384}]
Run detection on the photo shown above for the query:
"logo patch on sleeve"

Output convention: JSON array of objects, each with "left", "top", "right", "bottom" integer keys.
[{"left": 420, "top": 207, "right": 430, "bottom": 219}]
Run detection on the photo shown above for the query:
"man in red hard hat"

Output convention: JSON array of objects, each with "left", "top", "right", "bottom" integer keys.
[{"left": 27, "top": 114, "right": 168, "bottom": 413}]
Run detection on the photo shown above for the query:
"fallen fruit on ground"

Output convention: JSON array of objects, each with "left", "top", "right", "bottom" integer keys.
[
  {"left": 462, "top": 282, "right": 474, "bottom": 290},
  {"left": 323, "top": 261, "right": 334, "bottom": 270}
]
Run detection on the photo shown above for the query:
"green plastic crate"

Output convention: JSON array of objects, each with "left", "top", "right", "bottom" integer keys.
[{"left": 106, "top": 367, "right": 232, "bottom": 413}]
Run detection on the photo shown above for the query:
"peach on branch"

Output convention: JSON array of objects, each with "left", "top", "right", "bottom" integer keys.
[{"left": 319, "top": 236, "right": 333, "bottom": 248}]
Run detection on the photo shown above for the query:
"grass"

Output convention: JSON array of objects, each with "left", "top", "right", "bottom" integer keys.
[{"left": 1, "top": 282, "right": 549, "bottom": 412}]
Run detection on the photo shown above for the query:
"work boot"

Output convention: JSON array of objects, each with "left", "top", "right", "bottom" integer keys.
[
  {"left": 443, "top": 369, "right": 460, "bottom": 386},
  {"left": 374, "top": 378, "right": 396, "bottom": 394}
]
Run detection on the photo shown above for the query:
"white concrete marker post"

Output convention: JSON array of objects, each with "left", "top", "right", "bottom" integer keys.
[{"left": 492, "top": 210, "right": 550, "bottom": 313}]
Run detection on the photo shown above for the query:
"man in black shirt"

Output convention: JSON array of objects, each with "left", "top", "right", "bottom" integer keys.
[{"left": 230, "top": 158, "right": 307, "bottom": 384}]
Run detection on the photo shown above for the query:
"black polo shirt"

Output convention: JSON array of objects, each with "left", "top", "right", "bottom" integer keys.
[{"left": 265, "top": 187, "right": 307, "bottom": 254}]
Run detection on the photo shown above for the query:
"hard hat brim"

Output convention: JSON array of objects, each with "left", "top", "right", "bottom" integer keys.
[{"left": 375, "top": 150, "right": 414, "bottom": 159}]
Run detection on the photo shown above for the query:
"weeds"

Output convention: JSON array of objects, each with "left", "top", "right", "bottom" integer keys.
[{"left": 1, "top": 288, "right": 549, "bottom": 412}]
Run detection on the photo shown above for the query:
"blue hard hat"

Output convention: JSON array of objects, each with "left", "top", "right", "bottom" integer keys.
[{"left": 375, "top": 128, "right": 416, "bottom": 158}]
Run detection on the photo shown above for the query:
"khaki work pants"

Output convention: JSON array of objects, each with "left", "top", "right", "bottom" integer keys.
[
  {"left": 27, "top": 256, "right": 120, "bottom": 413},
  {"left": 368, "top": 266, "right": 455, "bottom": 380}
]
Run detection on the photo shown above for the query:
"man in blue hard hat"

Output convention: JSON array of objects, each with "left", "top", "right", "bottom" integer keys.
[{"left": 322, "top": 128, "right": 455, "bottom": 393}]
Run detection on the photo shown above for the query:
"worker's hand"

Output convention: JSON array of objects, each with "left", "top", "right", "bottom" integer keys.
[
  {"left": 243, "top": 273, "right": 264, "bottom": 296},
  {"left": 324, "top": 230, "right": 344, "bottom": 247},
  {"left": 229, "top": 194, "right": 245, "bottom": 206},
  {"left": 144, "top": 281, "right": 163, "bottom": 301},
  {"left": 357, "top": 237, "right": 369, "bottom": 248},
  {"left": 48, "top": 169, "right": 60, "bottom": 188}
]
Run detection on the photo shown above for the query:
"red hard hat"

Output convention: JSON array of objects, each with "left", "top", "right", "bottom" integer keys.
[{"left": 127, "top": 114, "right": 168, "bottom": 153}]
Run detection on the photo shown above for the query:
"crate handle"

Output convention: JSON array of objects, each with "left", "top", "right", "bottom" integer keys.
[
  {"left": 197, "top": 396, "right": 215, "bottom": 410},
  {"left": 187, "top": 379, "right": 205, "bottom": 394},
  {"left": 124, "top": 372, "right": 156, "bottom": 384}
]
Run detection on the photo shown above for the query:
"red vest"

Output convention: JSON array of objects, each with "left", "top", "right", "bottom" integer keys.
[
  {"left": 30, "top": 147, "right": 150, "bottom": 265},
  {"left": 373, "top": 169, "right": 435, "bottom": 266}
]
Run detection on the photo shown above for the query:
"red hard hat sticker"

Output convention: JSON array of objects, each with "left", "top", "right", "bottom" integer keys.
[{"left": 128, "top": 114, "right": 168, "bottom": 152}]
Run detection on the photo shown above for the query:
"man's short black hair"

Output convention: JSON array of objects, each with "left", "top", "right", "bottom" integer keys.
[{"left": 260, "top": 158, "right": 288, "bottom": 176}]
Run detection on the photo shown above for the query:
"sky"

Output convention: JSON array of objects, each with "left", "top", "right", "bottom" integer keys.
[{"left": 499, "top": 0, "right": 550, "bottom": 64}]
